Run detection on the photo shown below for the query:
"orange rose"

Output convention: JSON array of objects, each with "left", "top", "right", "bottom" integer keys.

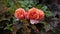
[
  {"left": 38, "top": 9, "right": 45, "bottom": 20},
  {"left": 15, "top": 8, "right": 25, "bottom": 19},
  {"left": 26, "top": 7, "right": 44, "bottom": 20}
]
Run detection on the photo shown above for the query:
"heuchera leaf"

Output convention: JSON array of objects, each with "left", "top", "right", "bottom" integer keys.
[{"left": 44, "top": 17, "right": 59, "bottom": 32}]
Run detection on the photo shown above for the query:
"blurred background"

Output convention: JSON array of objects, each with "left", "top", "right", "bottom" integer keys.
[{"left": 0, "top": 0, "right": 60, "bottom": 34}]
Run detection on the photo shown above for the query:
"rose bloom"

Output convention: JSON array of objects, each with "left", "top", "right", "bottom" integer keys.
[
  {"left": 26, "top": 7, "right": 45, "bottom": 24},
  {"left": 26, "top": 7, "right": 44, "bottom": 20},
  {"left": 14, "top": 8, "right": 26, "bottom": 19}
]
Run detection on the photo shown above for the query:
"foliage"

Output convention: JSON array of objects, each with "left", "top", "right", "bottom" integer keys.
[
  {"left": 36, "top": 4, "right": 52, "bottom": 17},
  {"left": 4, "top": 24, "right": 12, "bottom": 31},
  {"left": 0, "top": 0, "right": 60, "bottom": 34}
]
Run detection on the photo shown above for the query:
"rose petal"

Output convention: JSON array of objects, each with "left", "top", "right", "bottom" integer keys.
[{"left": 30, "top": 20, "right": 39, "bottom": 24}]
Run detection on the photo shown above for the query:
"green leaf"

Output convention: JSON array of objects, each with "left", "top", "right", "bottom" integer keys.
[
  {"left": 25, "top": 7, "right": 29, "bottom": 11},
  {"left": 4, "top": 24, "right": 12, "bottom": 31},
  {"left": 28, "top": 4, "right": 32, "bottom": 7},
  {"left": 36, "top": 4, "right": 43, "bottom": 9},
  {"left": 45, "top": 11, "right": 52, "bottom": 17},
  {"left": 9, "top": 6, "right": 16, "bottom": 15},
  {"left": 41, "top": 6, "right": 47, "bottom": 11}
]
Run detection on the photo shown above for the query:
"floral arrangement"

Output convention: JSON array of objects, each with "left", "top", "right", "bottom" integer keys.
[
  {"left": 12, "top": 7, "right": 45, "bottom": 34},
  {"left": 15, "top": 7, "right": 44, "bottom": 24}
]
